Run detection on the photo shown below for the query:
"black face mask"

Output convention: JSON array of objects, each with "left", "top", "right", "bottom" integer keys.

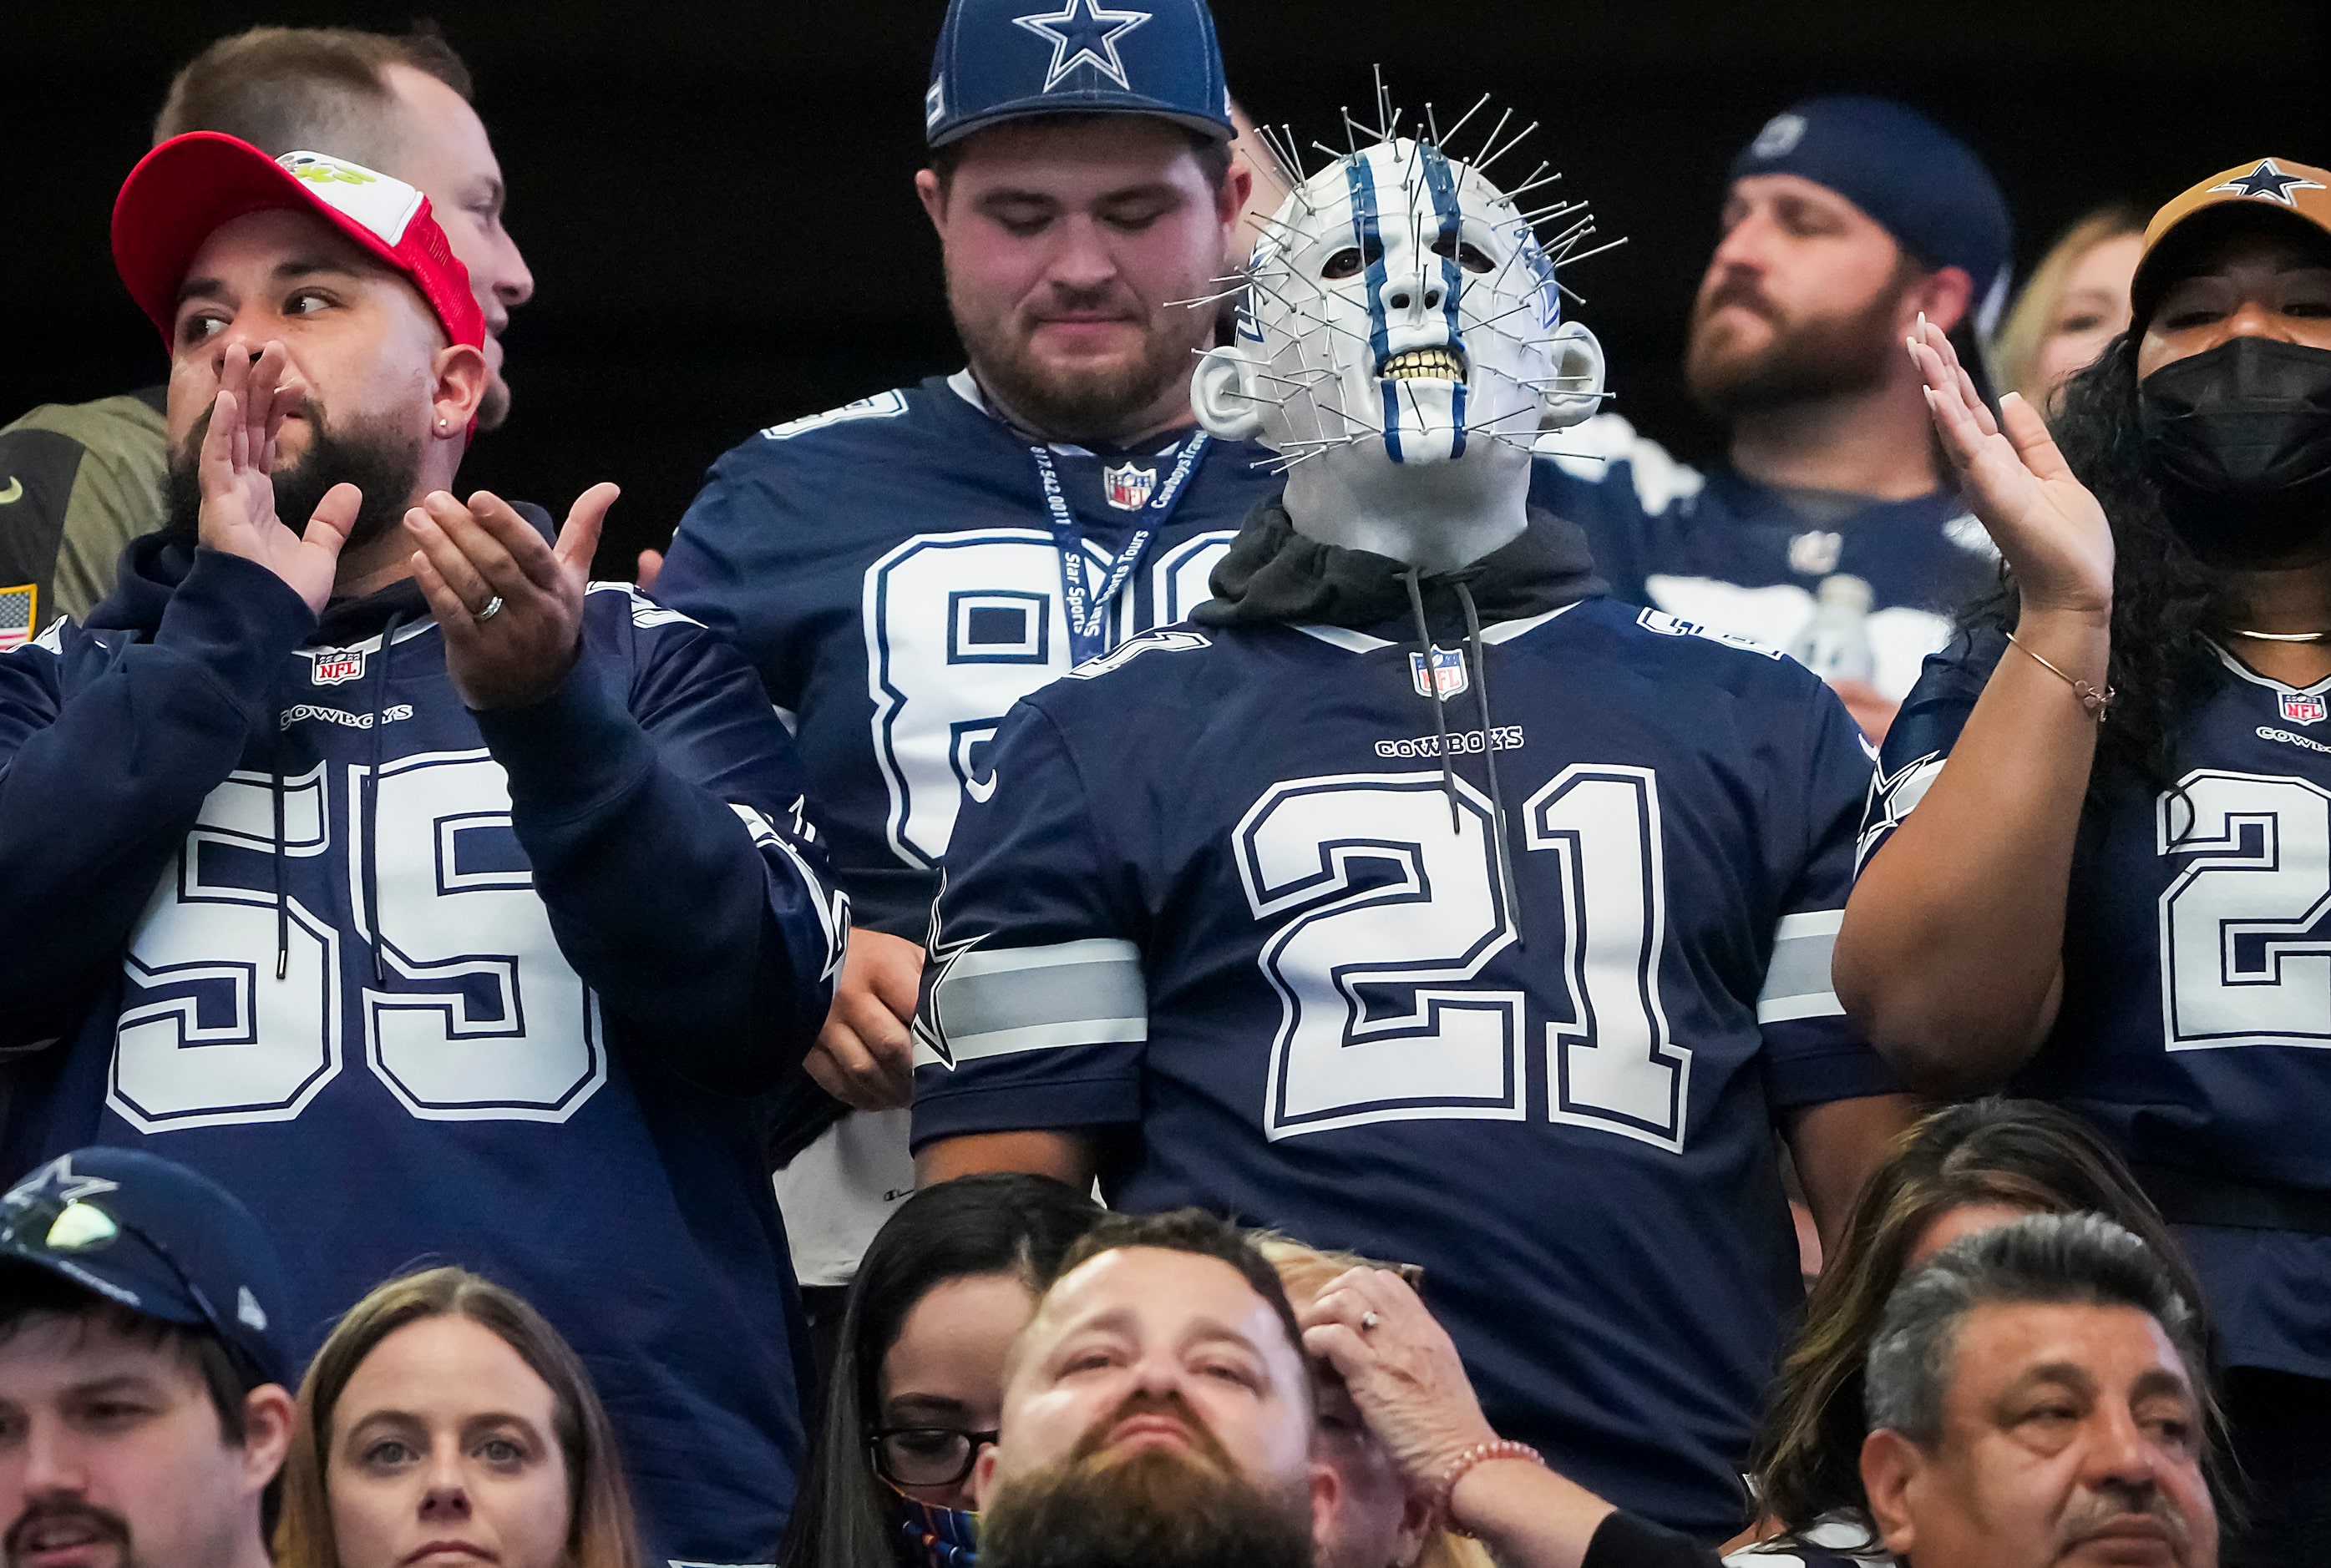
[{"left": 2139, "top": 335, "right": 2331, "bottom": 565}]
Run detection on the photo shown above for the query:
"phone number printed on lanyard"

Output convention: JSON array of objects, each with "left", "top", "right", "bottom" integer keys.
[{"left": 1029, "top": 432, "right": 1212, "bottom": 667}]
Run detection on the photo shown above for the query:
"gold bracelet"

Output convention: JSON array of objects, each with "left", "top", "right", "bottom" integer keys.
[{"left": 2004, "top": 630, "right": 2113, "bottom": 722}]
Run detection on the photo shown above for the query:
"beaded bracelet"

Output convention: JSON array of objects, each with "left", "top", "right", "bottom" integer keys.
[
  {"left": 1436, "top": 1439, "right": 1546, "bottom": 1535},
  {"left": 2005, "top": 631, "right": 2114, "bottom": 722}
]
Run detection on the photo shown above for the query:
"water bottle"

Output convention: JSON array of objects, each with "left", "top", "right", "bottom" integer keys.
[{"left": 1790, "top": 574, "right": 1876, "bottom": 684}]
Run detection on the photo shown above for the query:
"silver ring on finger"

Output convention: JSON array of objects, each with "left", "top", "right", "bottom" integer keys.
[
  {"left": 1361, "top": 1311, "right": 1381, "bottom": 1332},
  {"left": 474, "top": 594, "right": 505, "bottom": 623}
]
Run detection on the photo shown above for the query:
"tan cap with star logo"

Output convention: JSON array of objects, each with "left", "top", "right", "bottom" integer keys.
[{"left": 2132, "top": 157, "right": 2331, "bottom": 326}]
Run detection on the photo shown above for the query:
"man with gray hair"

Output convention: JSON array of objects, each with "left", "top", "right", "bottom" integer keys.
[
  {"left": 1859, "top": 1212, "right": 2217, "bottom": 1568},
  {"left": 1284, "top": 1213, "right": 2216, "bottom": 1568}
]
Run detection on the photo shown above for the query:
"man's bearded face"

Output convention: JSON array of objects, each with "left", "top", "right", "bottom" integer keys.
[
  {"left": 936, "top": 117, "right": 1234, "bottom": 446},
  {"left": 1685, "top": 254, "right": 1918, "bottom": 417},
  {"left": 951, "top": 271, "right": 1207, "bottom": 448},
  {"left": 164, "top": 396, "right": 423, "bottom": 555},
  {"left": 978, "top": 1388, "right": 1315, "bottom": 1568}
]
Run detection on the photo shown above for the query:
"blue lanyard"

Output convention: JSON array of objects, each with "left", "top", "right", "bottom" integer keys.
[{"left": 1029, "top": 432, "right": 1211, "bottom": 666}]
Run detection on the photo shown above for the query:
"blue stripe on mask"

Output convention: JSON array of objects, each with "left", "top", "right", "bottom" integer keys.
[
  {"left": 1421, "top": 144, "right": 1468, "bottom": 458},
  {"left": 1345, "top": 154, "right": 1401, "bottom": 462}
]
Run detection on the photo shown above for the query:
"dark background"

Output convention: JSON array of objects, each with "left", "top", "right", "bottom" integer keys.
[{"left": 14, "top": 0, "right": 2329, "bottom": 574}]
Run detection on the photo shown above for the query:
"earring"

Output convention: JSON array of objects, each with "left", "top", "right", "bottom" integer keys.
[{"left": 437, "top": 417, "right": 449, "bottom": 432}]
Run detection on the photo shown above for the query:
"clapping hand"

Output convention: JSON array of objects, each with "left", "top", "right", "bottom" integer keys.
[
  {"left": 197, "top": 340, "right": 361, "bottom": 615},
  {"left": 403, "top": 483, "right": 621, "bottom": 711},
  {"left": 1908, "top": 315, "right": 2115, "bottom": 620}
]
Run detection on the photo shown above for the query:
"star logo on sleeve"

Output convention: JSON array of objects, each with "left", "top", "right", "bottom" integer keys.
[
  {"left": 910, "top": 889, "right": 986, "bottom": 1072},
  {"left": 1013, "top": 0, "right": 1151, "bottom": 92},
  {"left": 2208, "top": 159, "right": 2327, "bottom": 207}
]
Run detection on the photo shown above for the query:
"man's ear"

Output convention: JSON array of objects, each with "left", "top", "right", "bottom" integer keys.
[
  {"left": 971, "top": 1442, "right": 1004, "bottom": 1513},
  {"left": 915, "top": 168, "right": 948, "bottom": 231},
  {"left": 428, "top": 342, "right": 490, "bottom": 439},
  {"left": 1903, "top": 264, "right": 1975, "bottom": 336},
  {"left": 240, "top": 1383, "right": 297, "bottom": 1494},
  {"left": 1538, "top": 321, "right": 1606, "bottom": 432},
  {"left": 1192, "top": 345, "right": 1266, "bottom": 441},
  {"left": 1215, "top": 159, "right": 1255, "bottom": 232},
  {"left": 1859, "top": 1428, "right": 1923, "bottom": 1558},
  {"left": 1305, "top": 1457, "right": 1343, "bottom": 1560},
  {"left": 1388, "top": 1483, "right": 1436, "bottom": 1568}
]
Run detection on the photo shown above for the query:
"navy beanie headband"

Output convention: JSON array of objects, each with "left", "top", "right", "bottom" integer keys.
[{"left": 1731, "top": 95, "right": 2013, "bottom": 333}]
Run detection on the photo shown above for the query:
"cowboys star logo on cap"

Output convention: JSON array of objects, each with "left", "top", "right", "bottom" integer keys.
[
  {"left": 6, "top": 1156, "right": 123, "bottom": 1211},
  {"left": 2208, "top": 158, "right": 2328, "bottom": 207},
  {"left": 926, "top": 0, "right": 1229, "bottom": 149},
  {"left": 1014, "top": 0, "right": 1152, "bottom": 91},
  {"left": 1749, "top": 112, "right": 1807, "bottom": 160}
]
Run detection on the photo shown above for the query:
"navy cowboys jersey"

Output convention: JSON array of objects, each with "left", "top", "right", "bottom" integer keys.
[
  {"left": 912, "top": 596, "right": 1898, "bottom": 1536},
  {"left": 1867, "top": 630, "right": 2331, "bottom": 1382},
  {"left": 656, "top": 371, "right": 1283, "bottom": 937},
  {"left": 1530, "top": 415, "right": 1998, "bottom": 699},
  {"left": 0, "top": 537, "right": 847, "bottom": 1563}
]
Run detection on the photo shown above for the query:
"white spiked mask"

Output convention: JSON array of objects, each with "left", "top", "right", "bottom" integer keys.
[{"left": 1193, "top": 133, "right": 1607, "bottom": 473}]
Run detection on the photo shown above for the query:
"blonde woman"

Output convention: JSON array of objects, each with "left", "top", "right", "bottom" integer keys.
[
  {"left": 1990, "top": 205, "right": 2146, "bottom": 412},
  {"left": 1258, "top": 1236, "right": 1492, "bottom": 1568},
  {"left": 275, "top": 1267, "right": 642, "bottom": 1568}
]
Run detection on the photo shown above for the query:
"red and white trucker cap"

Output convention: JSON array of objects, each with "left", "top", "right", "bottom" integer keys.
[{"left": 112, "top": 132, "right": 484, "bottom": 352}]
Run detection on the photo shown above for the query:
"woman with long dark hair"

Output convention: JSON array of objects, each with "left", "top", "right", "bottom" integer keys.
[
  {"left": 780, "top": 1172, "right": 1100, "bottom": 1568},
  {"left": 1837, "top": 159, "right": 2331, "bottom": 1568},
  {"left": 1731, "top": 1099, "right": 2210, "bottom": 1563}
]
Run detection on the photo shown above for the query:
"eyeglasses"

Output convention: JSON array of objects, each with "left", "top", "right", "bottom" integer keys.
[{"left": 869, "top": 1426, "right": 1001, "bottom": 1488}]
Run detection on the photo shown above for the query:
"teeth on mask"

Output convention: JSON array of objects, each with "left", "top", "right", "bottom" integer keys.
[{"left": 1378, "top": 346, "right": 1467, "bottom": 382}]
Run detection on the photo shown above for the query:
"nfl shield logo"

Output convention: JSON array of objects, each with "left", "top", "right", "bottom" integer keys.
[
  {"left": 1102, "top": 462, "right": 1158, "bottom": 511},
  {"left": 2282, "top": 690, "right": 2327, "bottom": 725},
  {"left": 312, "top": 649, "right": 366, "bottom": 685},
  {"left": 1409, "top": 646, "right": 1470, "bottom": 701}
]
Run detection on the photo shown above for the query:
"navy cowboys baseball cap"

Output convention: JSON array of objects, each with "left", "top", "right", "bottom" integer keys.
[
  {"left": 0, "top": 1150, "right": 291, "bottom": 1388},
  {"left": 1731, "top": 95, "right": 2014, "bottom": 333},
  {"left": 925, "top": 0, "right": 1234, "bottom": 149}
]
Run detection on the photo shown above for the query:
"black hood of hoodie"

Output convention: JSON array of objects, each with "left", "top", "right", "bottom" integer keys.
[
  {"left": 88, "top": 501, "right": 557, "bottom": 644},
  {"left": 88, "top": 531, "right": 434, "bottom": 643},
  {"left": 1193, "top": 496, "right": 1604, "bottom": 957},
  {"left": 1192, "top": 496, "right": 1605, "bottom": 636}
]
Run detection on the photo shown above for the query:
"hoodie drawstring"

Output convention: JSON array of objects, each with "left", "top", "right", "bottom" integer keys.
[
  {"left": 271, "top": 752, "right": 289, "bottom": 979},
  {"left": 363, "top": 613, "right": 407, "bottom": 984},
  {"left": 1454, "top": 579, "right": 1522, "bottom": 947},
  {"left": 1401, "top": 567, "right": 1462, "bottom": 832}
]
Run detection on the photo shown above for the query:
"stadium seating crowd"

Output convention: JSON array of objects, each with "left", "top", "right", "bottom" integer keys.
[{"left": 2, "top": 4, "right": 2323, "bottom": 1567}]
